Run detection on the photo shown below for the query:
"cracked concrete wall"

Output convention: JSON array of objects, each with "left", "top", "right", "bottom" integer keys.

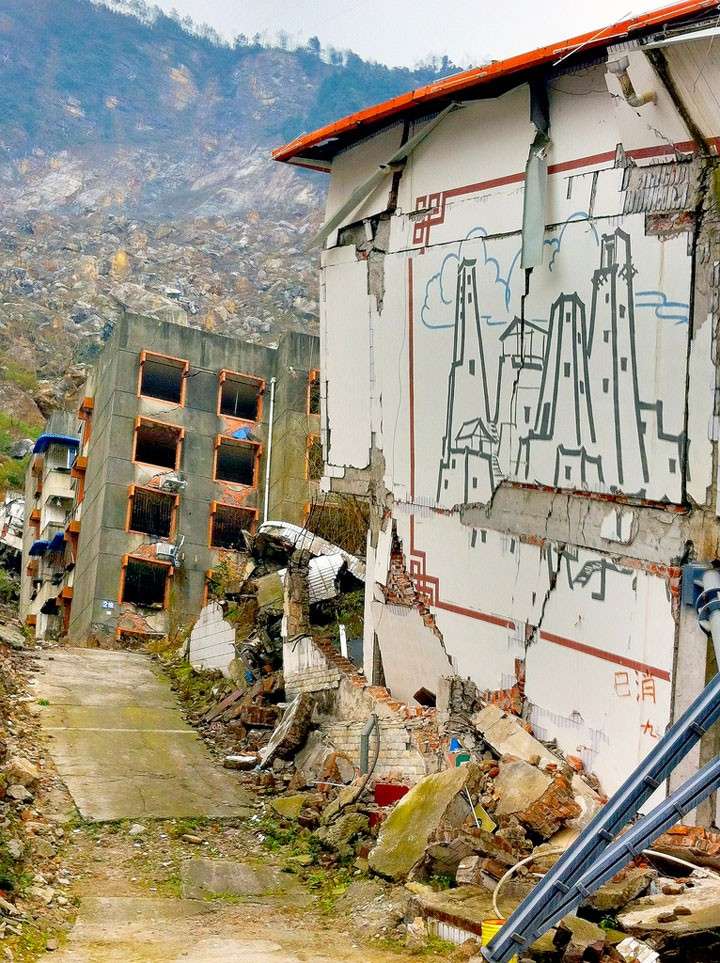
[{"left": 316, "top": 39, "right": 720, "bottom": 802}]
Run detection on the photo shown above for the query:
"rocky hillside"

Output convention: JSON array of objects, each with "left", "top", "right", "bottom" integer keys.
[{"left": 0, "top": 0, "right": 454, "bottom": 488}]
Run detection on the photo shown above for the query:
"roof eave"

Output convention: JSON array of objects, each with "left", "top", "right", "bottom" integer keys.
[{"left": 272, "top": 0, "right": 718, "bottom": 167}]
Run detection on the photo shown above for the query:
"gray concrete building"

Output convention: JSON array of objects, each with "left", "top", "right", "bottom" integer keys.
[{"left": 21, "top": 313, "right": 320, "bottom": 644}]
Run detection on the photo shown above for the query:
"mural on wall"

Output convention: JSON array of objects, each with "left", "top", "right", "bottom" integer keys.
[{"left": 431, "top": 222, "right": 689, "bottom": 507}]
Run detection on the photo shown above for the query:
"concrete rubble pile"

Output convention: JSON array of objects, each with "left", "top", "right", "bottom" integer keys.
[
  {"left": 203, "top": 658, "right": 720, "bottom": 960},
  {"left": 180, "top": 539, "right": 720, "bottom": 960},
  {"left": 188, "top": 523, "right": 365, "bottom": 785}
]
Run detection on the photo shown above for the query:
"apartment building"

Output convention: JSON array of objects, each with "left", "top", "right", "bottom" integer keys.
[
  {"left": 19, "top": 411, "right": 81, "bottom": 639},
  {"left": 21, "top": 313, "right": 320, "bottom": 643},
  {"left": 0, "top": 492, "right": 24, "bottom": 565}
]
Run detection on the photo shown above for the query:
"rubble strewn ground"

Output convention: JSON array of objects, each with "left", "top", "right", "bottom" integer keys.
[
  {"left": 136, "top": 528, "right": 720, "bottom": 962},
  {"left": 3, "top": 522, "right": 720, "bottom": 960}
]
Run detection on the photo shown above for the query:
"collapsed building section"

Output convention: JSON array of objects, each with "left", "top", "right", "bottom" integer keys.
[{"left": 273, "top": 4, "right": 720, "bottom": 811}]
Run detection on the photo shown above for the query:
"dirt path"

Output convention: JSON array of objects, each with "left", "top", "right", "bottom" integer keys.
[{"left": 16, "top": 647, "right": 417, "bottom": 962}]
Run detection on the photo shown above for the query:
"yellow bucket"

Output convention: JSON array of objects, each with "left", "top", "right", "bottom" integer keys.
[{"left": 481, "top": 920, "right": 517, "bottom": 963}]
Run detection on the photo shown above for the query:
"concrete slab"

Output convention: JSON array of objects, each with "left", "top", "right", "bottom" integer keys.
[
  {"left": 181, "top": 857, "right": 302, "bottom": 900},
  {"left": 39, "top": 897, "right": 305, "bottom": 962},
  {"left": 35, "top": 648, "right": 252, "bottom": 822}
]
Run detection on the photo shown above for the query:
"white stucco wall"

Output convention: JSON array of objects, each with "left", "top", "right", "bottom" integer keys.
[
  {"left": 187, "top": 602, "right": 235, "bottom": 676},
  {"left": 317, "top": 44, "right": 720, "bottom": 798}
]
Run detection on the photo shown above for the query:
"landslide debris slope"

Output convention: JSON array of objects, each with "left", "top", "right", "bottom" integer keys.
[{"left": 0, "top": 0, "right": 455, "bottom": 437}]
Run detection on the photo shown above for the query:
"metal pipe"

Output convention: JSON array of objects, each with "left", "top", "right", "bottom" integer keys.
[
  {"left": 608, "top": 56, "right": 656, "bottom": 108},
  {"left": 359, "top": 713, "right": 378, "bottom": 774},
  {"left": 262, "top": 377, "right": 277, "bottom": 524},
  {"left": 699, "top": 568, "right": 720, "bottom": 665}
]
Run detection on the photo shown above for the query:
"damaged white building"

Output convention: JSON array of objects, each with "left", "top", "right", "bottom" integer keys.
[{"left": 274, "top": 1, "right": 720, "bottom": 810}]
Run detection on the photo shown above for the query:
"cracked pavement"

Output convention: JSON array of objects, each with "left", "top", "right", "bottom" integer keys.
[{"left": 33, "top": 648, "right": 253, "bottom": 822}]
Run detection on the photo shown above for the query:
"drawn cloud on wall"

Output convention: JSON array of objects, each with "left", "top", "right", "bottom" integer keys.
[
  {"left": 635, "top": 290, "right": 690, "bottom": 325},
  {"left": 419, "top": 214, "right": 687, "bottom": 332},
  {"left": 543, "top": 212, "right": 599, "bottom": 271},
  {"left": 420, "top": 227, "right": 518, "bottom": 330}
]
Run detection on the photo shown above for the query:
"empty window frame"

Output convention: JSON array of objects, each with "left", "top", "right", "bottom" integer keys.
[
  {"left": 307, "top": 369, "right": 321, "bottom": 415},
  {"left": 133, "top": 419, "right": 183, "bottom": 470},
  {"left": 218, "top": 370, "right": 264, "bottom": 421},
  {"left": 306, "top": 434, "right": 323, "bottom": 481},
  {"left": 127, "top": 486, "right": 178, "bottom": 539},
  {"left": 138, "top": 352, "right": 188, "bottom": 405},
  {"left": 120, "top": 556, "right": 171, "bottom": 608},
  {"left": 210, "top": 502, "right": 257, "bottom": 549},
  {"left": 214, "top": 436, "right": 260, "bottom": 486}
]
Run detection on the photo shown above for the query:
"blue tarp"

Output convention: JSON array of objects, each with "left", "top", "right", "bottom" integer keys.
[
  {"left": 48, "top": 532, "right": 66, "bottom": 553},
  {"left": 232, "top": 426, "right": 252, "bottom": 440},
  {"left": 29, "top": 540, "right": 49, "bottom": 556},
  {"left": 33, "top": 433, "right": 80, "bottom": 454}
]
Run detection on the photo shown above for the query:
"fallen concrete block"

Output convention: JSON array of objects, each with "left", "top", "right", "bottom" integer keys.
[
  {"left": 181, "top": 858, "right": 289, "bottom": 899},
  {"left": 259, "top": 692, "right": 314, "bottom": 767},
  {"left": 587, "top": 866, "right": 656, "bottom": 912},
  {"left": 368, "top": 764, "right": 479, "bottom": 880},
  {"left": 4, "top": 756, "right": 40, "bottom": 787}
]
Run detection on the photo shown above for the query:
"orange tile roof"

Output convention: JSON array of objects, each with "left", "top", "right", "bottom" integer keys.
[{"left": 273, "top": 0, "right": 716, "bottom": 167}]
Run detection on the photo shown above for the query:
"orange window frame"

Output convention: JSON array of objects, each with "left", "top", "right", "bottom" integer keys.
[
  {"left": 79, "top": 396, "right": 94, "bottom": 445},
  {"left": 307, "top": 368, "right": 321, "bottom": 416},
  {"left": 137, "top": 351, "right": 189, "bottom": 407},
  {"left": 118, "top": 554, "right": 173, "bottom": 609},
  {"left": 208, "top": 500, "right": 258, "bottom": 548},
  {"left": 217, "top": 369, "right": 265, "bottom": 423},
  {"left": 132, "top": 417, "right": 185, "bottom": 471},
  {"left": 126, "top": 484, "right": 179, "bottom": 539},
  {"left": 71, "top": 456, "right": 88, "bottom": 503},
  {"left": 213, "top": 435, "right": 262, "bottom": 488}
]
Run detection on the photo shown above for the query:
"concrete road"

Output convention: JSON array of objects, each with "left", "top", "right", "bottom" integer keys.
[
  {"left": 43, "top": 897, "right": 311, "bottom": 962},
  {"left": 34, "top": 648, "right": 252, "bottom": 822}
]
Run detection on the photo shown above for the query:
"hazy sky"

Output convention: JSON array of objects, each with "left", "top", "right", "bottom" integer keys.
[{"left": 150, "top": 0, "right": 644, "bottom": 68}]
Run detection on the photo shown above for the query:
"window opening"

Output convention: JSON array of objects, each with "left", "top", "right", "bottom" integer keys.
[
  {"left": 211, "top": 504, "right": 255, "bottom": 549},
  {"left": 134, "top": 421, "right": 182, "bottom": 469},
  {"left": 215, "top": 438, "right": 257, "bottom": 486},
  {"left": 129, "top": 488, "right": 175, "bottom": 538},
  {"left": 307, "top": 435, "right": 323, "bottom": 480},
  {"left": 122, "top": 558, "right": 168, "bottom": 607},
  {"left": 140, "top": 355, "right": 186, "bottom": 404},
  {"left": 308, "top": 370, "right": 321, "bottom": 415},
  {"left": 219, "top": 372, "right": 262, "bottom": 420}
]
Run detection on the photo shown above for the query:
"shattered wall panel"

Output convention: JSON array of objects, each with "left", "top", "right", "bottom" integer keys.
[
  {"left": 187, "top": 603, "right": 236, "bottom": 676},
  {"left": 687, "top": 312, "right": 715, "bottom": 505},
  {"left": 371, "top": 600, "right": 452, "bottom": 705},
  {"left": 524, "top": 552, "right": 676, "bottom": 795},
  {"left": 324, "top": 122, "right": 405, "bottom": 245},
  {"left": 655, "top": 41, "right": 720, "bottom": 143},
  {"left": 605, "top": 48, "right": 692, "bottom": 164}
]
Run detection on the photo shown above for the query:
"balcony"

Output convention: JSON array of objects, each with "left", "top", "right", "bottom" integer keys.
[
  {"left": 30, "top": 521, "right": 66, "bottom": 558},
  {"left": 42, "top": 472, "right": 74, "bottom": 503}
]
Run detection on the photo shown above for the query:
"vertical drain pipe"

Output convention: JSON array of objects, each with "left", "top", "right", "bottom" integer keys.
[
  {"left": 697, "top": 567, "right": 720, "bottom": 664},
  {"left": 262, "top": 377, "right": 277, "bottom": 524}
]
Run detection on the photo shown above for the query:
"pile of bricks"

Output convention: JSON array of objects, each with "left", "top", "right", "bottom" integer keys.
[
  {"left": 284, "top": 631, "right": 440, "bottom": 783},
  {"left": 653, "top": 824, "right": 720, "bottom": 869}
]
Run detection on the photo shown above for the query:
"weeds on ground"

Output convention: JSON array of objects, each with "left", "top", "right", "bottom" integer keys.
[{"left": 163, "top": 659, "right": 229, "bottom": 714}]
